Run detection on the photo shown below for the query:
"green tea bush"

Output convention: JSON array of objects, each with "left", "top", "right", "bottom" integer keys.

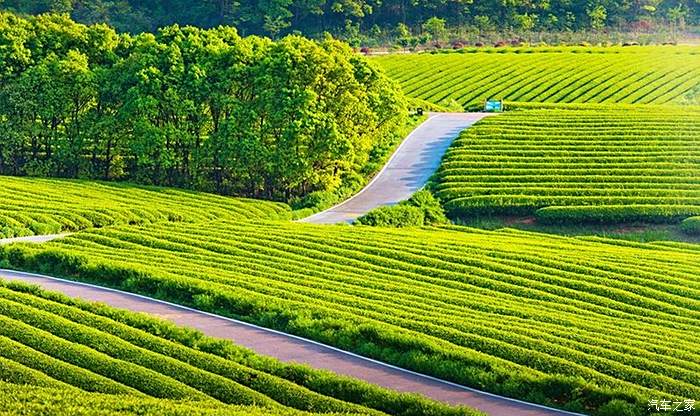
[
  {"left": 375, "top": 47, "right": 700, "bottom": 108},
  {"left": 0, "top": 280, "right": 482, "bottom": 416}
]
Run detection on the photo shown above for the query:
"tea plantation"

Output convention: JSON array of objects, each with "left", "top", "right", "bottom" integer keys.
[
  {"left": 0, "top": 280, "right": 479, "bottom": 416},
  {"left": 374, "top": 46, "right": 700, "bottom": 109},
  {"left": 3, "top": 220, "right": 699, "bottom": 414},
  {"left": 2, "top": 18, "right": 699, "bottom": 416},
  {"left": 0, "top": 176, "right": 291, "bottom": 238},
  {"left": 434, "top": 105, "right": 700, "bottom": 224}
]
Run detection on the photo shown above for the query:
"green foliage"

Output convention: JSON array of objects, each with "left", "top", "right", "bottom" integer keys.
[
  {"left": 0, "top": 280, "right": 481, "bottom": 416},
  {"left": 356, "top": 190, "right": 447, "bottom": 227},
  {"left": 597, "top": 400, "right": 641, "bottom": 416},
  {"left": 423, "top": 17, "right": 447, "bottom": 42},
  {"left": 409, "top": 190, "right": 448, "bottom": 224},
  {"left": 681, "top": 216, "right": 700, "bottom": 235},
  {"left": 433, "top": 106, "right": 700, "bottom": 224},
  {"left": 374, "top": 46, "right": 700, "bottom": 108},
  {"left": 0, "top": 176, "right": 291, "bottom": 238},
  {"left": 356, "top": 205, "right": 426, "bottom": 227},
  {"left": 1, "top": 0, "right": 697, "bottom": 38},
  {"left": 3, "top": 221, "right": 699, "bottom": 416},
  {"left": 0, "top": 11, "right": 407, "bottom": 202},
  {"left": 0, "top": 382, "right": 304, "bottom": 415},
  {"left": 536, "top": 205, "right": 700, "bottom": 225}
]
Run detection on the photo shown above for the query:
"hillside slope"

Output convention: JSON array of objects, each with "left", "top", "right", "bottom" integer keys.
[
  {"left": 0, "top": 176, "right": 291, "bottom": 239},
  {"left": 374, "top": 47, "right": 700, "bottom": 109},
  {"left": 3, "top": 221, "right": 699, "bottom": 415},
  {"left": 433, "top": 105, "right": 700, "bottom": 223},
  {"left": 0, "top": 280, "right": 481, "bottom": 416}
]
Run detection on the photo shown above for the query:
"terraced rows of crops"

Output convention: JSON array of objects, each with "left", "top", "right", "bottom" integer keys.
[
  {"left": 433, "top": 106, "right": 700, "bottom": 223},
  {"left": 5, "top": 220, "right": 699, "bottom": 414},
  {"left": 0, "top": 382, "right": 291, "bottom": 416},
  {"left": 0, "top": 176, "right": 290, "bottom": 238},
  {"left": 374, "top": 46, "right": 700, "bottom": 108},
  {"left": 0, "top": 280, "right": 474, "bottom": 416}
]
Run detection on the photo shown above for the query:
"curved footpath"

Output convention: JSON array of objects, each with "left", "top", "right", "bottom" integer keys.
[
  {"left": 0, "top": 269, "right": 582, "bottom": 416},
  {"left": 301, "top": 113, "right": 490, "bottom": 224},
  {"left": 0, "top": 233, "right": 69, "bottom": 245}
]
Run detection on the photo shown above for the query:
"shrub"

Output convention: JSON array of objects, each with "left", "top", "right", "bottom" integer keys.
[
  {"left": 680, "top": 216, "right": 700, "bottom": 235},
  {"left": 356, "top": 190, "right": 447, "bottom": 227},
  {"left": 356, "top": 205, "right": 425, "bottom": 227}
]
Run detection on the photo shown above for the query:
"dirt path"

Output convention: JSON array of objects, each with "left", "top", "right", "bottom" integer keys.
[
  {"left": 300, "top": 113, "right": 490, "bottom": 224},
  {"left": 0, "top": 269, "right": 583, "bottom": 416}
]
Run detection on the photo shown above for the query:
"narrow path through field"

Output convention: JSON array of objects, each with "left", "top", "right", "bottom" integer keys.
[
  {"left": 301, "top": 113, "right": 490, "bottom": 224},
  {"left": 0, "top": 234, "right": 69, "bottom": 245},
  {"left": 0, "top": 269, "right": 582, "bottom": 416}
]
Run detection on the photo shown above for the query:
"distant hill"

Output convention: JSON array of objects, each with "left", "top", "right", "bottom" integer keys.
[{"left": 1, "top": 0, "right": 697, "bottom": 41}]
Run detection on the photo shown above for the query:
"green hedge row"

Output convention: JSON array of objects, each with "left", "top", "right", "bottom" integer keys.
[
  {"left": 536, "top": 205, "right": 700, "bottom": 225},
  {"left": 0, "top": 382, "right": 295, "bottom": 416},
  {"left": 0, "top": 286, "right": 386, "bottom": 415},
  {"left": 376, "top": 48, "right": 700, "bottom": 107},
  {"left": 0, "top": 176, "right": 291, "bottom": 239},
  {"left": 433, "top": 107, "right": 700, "bottom": 224}
]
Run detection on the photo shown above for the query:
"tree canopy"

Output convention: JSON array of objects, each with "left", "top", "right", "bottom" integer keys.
[
  {"left": 1, "top": 0, "right": 697, "bottom": 38},
  {"left": 0, "top": 11, "right": 407, "bottom": 201}
]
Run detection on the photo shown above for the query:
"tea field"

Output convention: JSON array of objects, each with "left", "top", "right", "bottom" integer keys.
[
  {"left": 4, "top": 220, "right": 699, "bottom": 414},
  {"left": 433, "top": 105, "right": 700, "bottom": 224},
  {"left": 0, "top": 280, "right": 477, "bottom": 416},
  {"left": 0, "top": 176, "right": 291, "bottom": 238},
  {"left": 374, "top": 46, "right": 700, "bottom": 109}
]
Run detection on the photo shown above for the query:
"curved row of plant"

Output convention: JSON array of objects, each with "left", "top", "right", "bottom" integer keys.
[
  {"left": 433, "top": 106, "right": 700, "bottom": 225},
  {"left": 3, "top": 221, "right": 699, "bottom": 415},
  {"left": 0, "top": 280, "right": 480, "bottom": 416},
  {"left": 0, "top": 382, "right": 303, "bottom": 416},
  {"left": 374, "top": 47, "right": 700, "bottom": 109},
  {"left": 0, "top": 176, "right": 291, "bottom": 239}
]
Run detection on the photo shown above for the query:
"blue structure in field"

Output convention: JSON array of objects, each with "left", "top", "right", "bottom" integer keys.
[{"left": 484, "top": 99, "right": 504, "bottom": 112}]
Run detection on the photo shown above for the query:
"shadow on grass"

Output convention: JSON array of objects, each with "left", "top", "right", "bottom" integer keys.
[{"left": 454, "top": 215, "right": 700, "bottom": 244}]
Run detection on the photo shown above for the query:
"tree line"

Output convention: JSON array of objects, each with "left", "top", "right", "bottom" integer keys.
[
  {"left": 1, "top": 0, "right": 697, "bottom": 40},
  {"left": 0, "top": 11, "right": 407, "bottom": 201}
]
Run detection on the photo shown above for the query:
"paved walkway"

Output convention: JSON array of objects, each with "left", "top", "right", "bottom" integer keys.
[
  {"left": 0, "top": 269, "right": 583, "bottom": 416},
  {"left": 0, "top": 234, "right": 69, "bottom": 245},
  {"left": 301, "top": 113, "right": 490, "bottom": 224}
]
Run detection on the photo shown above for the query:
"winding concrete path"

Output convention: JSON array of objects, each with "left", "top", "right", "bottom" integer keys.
[
  {"left": 301, "top": 113, "right": 490, "bottom": 224},
  {"left": 0, "top": 269, "right": 582, "bottom": 416},
  {"left": 0, "top": 234, "right": 69, "bottom": 245}
]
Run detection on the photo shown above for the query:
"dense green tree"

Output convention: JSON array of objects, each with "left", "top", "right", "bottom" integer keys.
[
  {"left": 0, "top": 11, "right": 407, "bottom": 202},
  {"left": 2, "top": 0, "right": 697, "bottom": 38}
]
